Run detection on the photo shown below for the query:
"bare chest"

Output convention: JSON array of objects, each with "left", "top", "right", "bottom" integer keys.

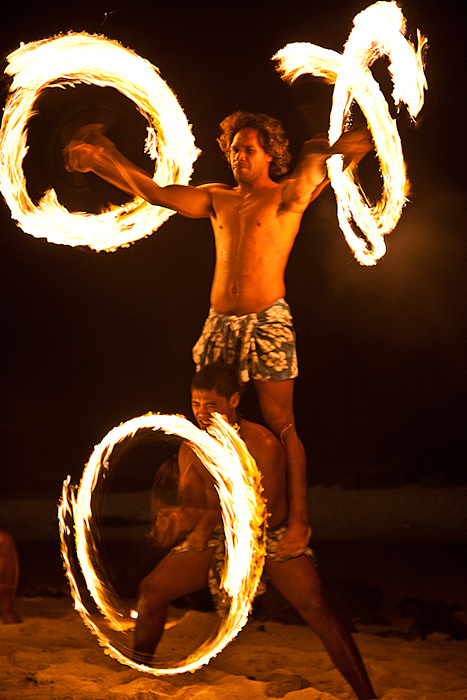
[{"left": 210, "top": 186, "right": 296, "bottom": 260}]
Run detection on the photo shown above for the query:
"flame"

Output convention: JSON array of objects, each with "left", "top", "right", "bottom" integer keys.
[
  {"left": 58, "top": 413, "right": 267, "bottom": 674},
  {"left": 274, "top": 1, "right": 427, "bottom": 265},
  {"left": 0, "top": 33, "right": 199, "bottom": 251}
]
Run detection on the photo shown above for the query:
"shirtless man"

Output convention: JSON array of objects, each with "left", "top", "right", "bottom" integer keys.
[
  {"left": 133, "top": 362, "right": 376, "bottom": 699},
  {"left": 64, "top": 113, "right": 372, "bottom": 558}
]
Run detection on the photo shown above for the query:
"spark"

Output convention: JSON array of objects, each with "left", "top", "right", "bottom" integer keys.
[
  {"left": 58, "top": 413, "right": 267, "bottom": 674},
  {"left": 101, "top": 9, "right": 121, "bottom": 27},
  {"left": 274, "top": 1, "right": 427, "bottom": 265},
  {"left": 0, "top": 33, "right": 199, "bottom": 251}
]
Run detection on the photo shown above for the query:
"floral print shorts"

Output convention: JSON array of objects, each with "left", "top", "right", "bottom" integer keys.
[{"left": 192, "top": 298, "right": 298, "bottom": 383}]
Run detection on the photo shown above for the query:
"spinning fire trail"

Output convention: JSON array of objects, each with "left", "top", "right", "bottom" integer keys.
[
  {"left": 274, "top": 0, "right": 427, "bottom": 265},
  {"left": 0, "top": 33, "right": 199, "bottom": 251},
  {"left": 0, "top": 2, "right": 426, "bottom": 262},
  {"left": 59, "top": 413, "right": 267, "bottom": 674}
]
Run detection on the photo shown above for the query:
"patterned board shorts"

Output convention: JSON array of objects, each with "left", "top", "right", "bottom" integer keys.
[
  {"left": 170, "top": 523, "right": 316, "bottom": 616},
  {"left": 192, "top": 298, "right": 298, "bottom": 384}
]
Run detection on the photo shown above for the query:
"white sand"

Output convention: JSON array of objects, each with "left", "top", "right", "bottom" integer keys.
[
  {"left": 1, "top": 485, "right": 466, "bottom": 699},
  {"left": 1, "top": 595, "right": 466, "bottom": 699}
]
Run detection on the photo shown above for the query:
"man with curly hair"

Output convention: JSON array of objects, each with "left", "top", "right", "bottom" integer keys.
[
  {"left": 217, "top": 111, "right": 292, "bottom": 179},
  {"left": 64, "top": 111, "right": 372, "bottom": 558}
]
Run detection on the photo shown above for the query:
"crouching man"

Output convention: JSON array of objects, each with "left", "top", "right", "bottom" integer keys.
[{"left": 134, "top": 362, "right": 376, "bottom": 699}]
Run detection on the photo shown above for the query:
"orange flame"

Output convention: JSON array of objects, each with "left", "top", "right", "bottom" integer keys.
[
  {"left": 274, "top": 1, "right": 427, "bottom": 265},
  {"left": 58, "top": 413, "right": 267, "bottom": 674},
  {"left": 0, "top": 33, "right": 199, "bottom": 251}
]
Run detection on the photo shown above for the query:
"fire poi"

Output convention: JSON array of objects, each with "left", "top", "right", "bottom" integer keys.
[
  {"left": 59, "top": 413, "right": 267, "bottom": 674},
  {"left": 274, "top": 0, "right": 427, "bottom": 265},
  {"left": 0, "top": 33, "right": 199, "bottom": 251},
  {"left": 0, "top": 2, "right": 426, "bottom": 262}
]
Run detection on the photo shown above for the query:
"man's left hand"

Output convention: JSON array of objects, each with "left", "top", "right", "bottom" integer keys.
[{"left": 273, "top": 522, "right": 312, "bottom": 560}]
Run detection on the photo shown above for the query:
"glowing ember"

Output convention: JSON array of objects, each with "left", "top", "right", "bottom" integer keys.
[
  {"left": 58, "top": 413, "right": 267, "bottom": 674},
  {"left": 274, "top": 1, "right": 427, "bottom": 265},
  {"left": 0, "top": 33, "right": 199, "bottom": 251}
]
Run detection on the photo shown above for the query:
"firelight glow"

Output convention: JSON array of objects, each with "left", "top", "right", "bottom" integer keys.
[
  {"left": 274, "top": 1, "right": 427, "bottom": 265},
  {"left": 0, "top": 33, "right": 199, "bottom": 251},
  {"left": 58, "top": 412, "right": 267, "bottom": 674}
]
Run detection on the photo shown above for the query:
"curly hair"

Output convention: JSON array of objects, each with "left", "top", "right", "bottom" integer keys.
[{"left": 217, "top": 111, "right": 291, "bottom": 179}]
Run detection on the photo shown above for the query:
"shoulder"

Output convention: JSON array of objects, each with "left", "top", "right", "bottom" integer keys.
[
  {"left": 196, "top": 182, "right": 234, "bottom": 193},
  {"left": 271, "top": 176, "right": 307, "bottom": 214},
  {"left": 195, "top": 183, "right": 235, "bottom": 212},
  {"left": 240, "top": 419, "right": 283, "bottom": 455},
  {"left": 178, "top": 440, "right": 198, "bottom": 467}
]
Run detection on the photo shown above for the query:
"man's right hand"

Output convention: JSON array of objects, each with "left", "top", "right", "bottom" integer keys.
[{"left": 273, "top": 522, "right": 312, "bottom": 560}]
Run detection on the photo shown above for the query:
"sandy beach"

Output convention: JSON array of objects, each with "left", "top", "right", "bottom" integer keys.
[{"left": 1, "top": 485, "right": 466, "bottom": 699}]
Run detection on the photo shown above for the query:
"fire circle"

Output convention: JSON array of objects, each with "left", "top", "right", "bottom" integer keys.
[
  {"left": 59, "top": 412, "right": 267, "bottom": 674},
  {"left": 0, "top": 33, "right": 199, "bottom": 251}
]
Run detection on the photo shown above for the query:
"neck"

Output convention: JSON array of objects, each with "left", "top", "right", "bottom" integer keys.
[
  {"left": 235, "top": 174, "right": 275, "bottom": 193},
  {"left": 231, "top": 412, "right": 241, "bottom": 432}
]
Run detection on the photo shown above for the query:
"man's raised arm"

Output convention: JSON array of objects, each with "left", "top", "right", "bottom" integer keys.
[
  {"left": 282, "top": 123, "right": 373, "bottom": 213},
  {"left": 64, "top": 124, "right": 213, "bottom": 219}
]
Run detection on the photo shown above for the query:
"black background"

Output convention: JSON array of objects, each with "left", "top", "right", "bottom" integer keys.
[{"left": 1, "top": 0, "right": 465, "bottom": 498}]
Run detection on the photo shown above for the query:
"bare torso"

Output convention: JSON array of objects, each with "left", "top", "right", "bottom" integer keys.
[
  {"left": 63, "top": 125, "right": 334, "bottom": 318},
  {"left": 204, "top": 181, "right": 304, "bottom": 315},
  {"left": 65, "top": 122, "right": 371, "bottom": 319},
  {"left": 178, "top": 417, "right": 288, "bottom": 531}
]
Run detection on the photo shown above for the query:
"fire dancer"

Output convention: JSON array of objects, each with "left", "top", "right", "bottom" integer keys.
[
  {"left": 133, "top": 362, "right": 376, "bottom": 699},
  {"left": 64, "top": 114, "right": 372, "bottom": 559}
]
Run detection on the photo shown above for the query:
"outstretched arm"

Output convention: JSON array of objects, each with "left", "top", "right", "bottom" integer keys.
[
  {"left": 64, "top": 124, "right": 213, "bottom": 219},
  {"left": 177, "top": 443, "right": 221, "bottom": 552},
  {"left": 281, "top": 123, "right": 373, "bottom": 213}
]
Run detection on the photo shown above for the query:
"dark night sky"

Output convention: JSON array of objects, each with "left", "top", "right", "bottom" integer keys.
[{"left": 1, "top": 0, "right": 465, "bottom": 498}]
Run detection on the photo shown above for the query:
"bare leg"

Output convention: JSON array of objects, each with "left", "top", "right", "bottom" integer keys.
[
  {"left": 0, "top": 530, "right": 21, "bottom": 624},
  {"left": 254, "top": 379, "right": 310, "bottom": 556},
  {"left": 132, "top": 547, "right": 214, "bottom": 663},
  {"left": 265, "top": 556, "right": 377, "bottom": 699}
]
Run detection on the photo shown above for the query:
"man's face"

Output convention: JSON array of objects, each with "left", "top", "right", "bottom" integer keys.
[
  {"left": 229, "top": 127, "right": 272, "bottom": 184},
  {"left": 191, "top": 388, "right": 239, "bottom": 430}
]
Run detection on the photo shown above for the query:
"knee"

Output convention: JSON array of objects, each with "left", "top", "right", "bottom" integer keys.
[
  {"left": 259, "top": 403, "right": 293, "bottom": 433},
  {"left": 138, "top": 574, "right": 165, "bottom": 607},
  {"left": 296, "top": 596, "right": 334, "bottom": 628},
  {"left": 264, "top": 413, "right": 297, "bottom": 444}
]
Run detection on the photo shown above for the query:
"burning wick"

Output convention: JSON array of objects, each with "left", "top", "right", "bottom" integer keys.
[{"left": 274, "top": 1, "right": 427, "bottom": 265}]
